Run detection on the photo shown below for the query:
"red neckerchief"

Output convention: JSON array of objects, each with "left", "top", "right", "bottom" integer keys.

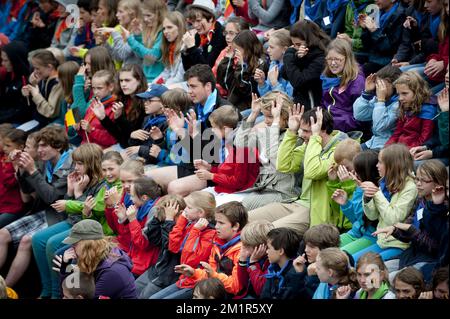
[
  {"left": 85, "top": 96, "right": 116, "bottom": 123},
  {"left": 199, "top": 21, "right": 216, "bottom": 48},
  {"left": 54, "top": 18, "right": 68, "bottom": 43},
  {"left": 168, "top": 42, "right": 176, "bottom": 65}
]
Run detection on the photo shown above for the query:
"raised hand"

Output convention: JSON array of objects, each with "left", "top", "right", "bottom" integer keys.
[
  {"left": 361, "top": 181, "right": 379, "bottom": 198},
  {"left": 80, "top": 120, "right": 92, "bottom": 133},
  {"left": 337, "top": 165, "right": 352, "bottom": 182},
  {"left": 104, "top": 186, "right": 120, "bottom": 208},
  {"left": 130, "top": 129, "right": 150, "bottom": 141},
  {"left": 336, "top": 285, "right": 352, "bottom": 299},
  {"left": 268, "top": 65, "right": 279, "bottom": 87},
  {"left": 332, "top": 189, "right": 348, "bottom": 206},
  {"left": 74, "top": 174, "right": 90, "bottom": 196},
  {"left": 328, "top": 163, "right": 338, "bottom": 181},
  {"left": 438, "top": 88, "right": 449, "bottom": 112},
  {"left": 114, "top": 203, "right": 127, "bottom": 222},
  {"left": 51, "top": 200, "right": 67, "bottom": 213},
  {"left": 182, "top": 30, "right": 196, "bottom": 49},
  {"left": 310, "top": 107, "right": 323, "bottom": 136},
  {"left": 18, "top": 151, "right": 36, "bottom": 175},
  {"left": 195, "top": 169, "right": 213, "bottom": 181},
  {"left": 194, "top": 159, "right": 211, "bottom": 171},
  {"left": 200, "top": 261, "right": 214, "bottom": 277},
  {"left": 125, "top": 146, "right": 139, "bottom": 158},
  {"left": 149, "top": 126, "right": 164, "bottom": 140},
  {"left": 186, "top": 109, "right": 199, "bottom": 138},
  {"left": 91, "top": 97, "right": 106, "bottom": 120},
  {"left": 254, "top": 68, "right": 266, "bottom": 86},
  {"left": 431, "top": 185, "right": 446, "bottom": 205},
  {"left": 250, "top": 244, "right": 267, "bottom": 263},
  {"left": 82, "top": 195, "right": 96, "bottom": 217},
  {"left": 288, "top": 104, "right": 304, "bottom": 133},
  {"left": 296, "top": 45, "right": 309, "bottom": 58},
  {"left": 271, "top": 94, "right": 283, "bottom": 125},
  {"left": 375, "top": 78, "right": 388, "bottom": 102},
  {"left": 372, "top": 226, "right": 395, "bottom": 237},
  {"left": 293, "top": 253, "right": 307, "bottom": 273},
  {"left": 112, "top": 102, "right": 124, "bottom": 120},
  {"left": 149, "top": 144, "right": 161, "bottom": 158},
  {"left": 248, "top": 93, "right": 262, "bottom": 122},
  {"left": 174, "top": 264, "right": 195, "bottom": 277},
  {"left": 193, "top": 217, "right": 209, "bottom": 230},
  {"left": 125, "top": 204, "right": 137, "bottom": 221},
  {"left": 164, "top": 200, "right": 179, "bottom": 221}
]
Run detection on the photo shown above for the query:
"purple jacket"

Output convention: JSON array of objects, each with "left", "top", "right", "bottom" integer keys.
[
  {"left": 322, "top": 71, "right": 365, "bottom": 133},
  {"left": 93, "top": 248, "right": 137, "bottom": 299}
]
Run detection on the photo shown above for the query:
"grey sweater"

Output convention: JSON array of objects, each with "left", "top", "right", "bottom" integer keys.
[{"left": 248, "top": 0, "right": 291, "bottom": 29}]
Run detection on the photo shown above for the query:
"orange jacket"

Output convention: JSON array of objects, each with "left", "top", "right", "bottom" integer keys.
[
  {"left": 190, "top": 235, "right": 244, "bottom": 295},
  {"left": 169, "top": 214, "right": 216, "bottom": 288}
]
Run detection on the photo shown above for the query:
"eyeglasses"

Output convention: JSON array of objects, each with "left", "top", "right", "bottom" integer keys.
[
  {"left": 223, "top": 31, "right": 238, "bottom": 37},
  {"left": 326, "top": 57, "right": 345, "bottom": 64}
]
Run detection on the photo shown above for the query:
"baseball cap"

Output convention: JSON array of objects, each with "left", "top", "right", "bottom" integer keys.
[
  {"left": 136, "top": 84, "right": 169, "bottom": 100},
  {"left": 189, "top": 0, "right": 216, "bottom": 17},
  {"left": 62, "top": 219, "right": 104, "bottom": 245}
]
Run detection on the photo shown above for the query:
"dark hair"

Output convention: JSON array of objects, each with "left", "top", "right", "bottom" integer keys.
[
  {"left": 184, "top": 64, "right": 216, "bottom": 89},
  {"left": 375, "top": 65, "right": 402, "bottom": 85},
  {"left": 36, "top": 125, "right": 69, "bottom": 153},
  {"left": 89, "top": 0, "right": 99, "bottom": 12},
  {"left": 290, "top": 20, "right": 330, "bottom": 51},
  {"left": 209, "top": 105, "right": 240, "bottom": 129},
  {"left": 86, "top": 46, "right": 115, "bottom": 77},
  {"left": 432, "top": 267, "right": 449, "bottom": 290},
  {"left": 232, "top": 30, "right": 264, "bottom": 73},
  {"left": 2, "top": 41, "right": 30, "bottom": 79},
  {"left": 194, "top": 278, "right": 227, "bottom": 299},
  {"left": 301, "top": 107, "right": 334, "bottom": 134},
  {"left": 99, "top": 0, "right": 119, "bottom": 26},
  {"left": 101, "top": 151, "right": 123, "bottom": 165},
  {"left": 62, "top": 272, "right": 95, "bottom": 299},
  {"left": 132, "top": 177, "right": 162, "bottom": 200},
  {"left": 78, "top": 0, "right": 93, "bottom": 11},
  {"left": 186, "top": 7, "right": 215, "bottom": 23},
  {"left": 267, "top": 228, "right": 301, "bottom": 259},
  {"left": 215, "top": 201, "right": 248, "bottom": 231},
  {"left": 353, "top": 150, "right": 380, "bottom": 185},
  {"left": 117, "top": 64, "right": 148, "bottom": 124},
  {"left": 303, "top": 224, "right": 340, "bottom": 250},
  {"left": 5, "top": 129, "right": 27, "bottom": 147},
  {"left": 394, "top": 267, "right": 425, "bottom": 298}
]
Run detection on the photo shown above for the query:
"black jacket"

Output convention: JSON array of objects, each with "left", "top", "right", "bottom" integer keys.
[
  {"left": 260, "top": 260, "right": 305, "bottom": 300},
  {"left": 281, "top": 46, "right": 325, "bottom": 110},
  {"left": 181, "top": 21, "right": 227, "bottom": 71}
]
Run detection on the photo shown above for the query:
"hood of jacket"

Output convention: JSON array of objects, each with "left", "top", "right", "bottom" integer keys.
[
  {"left": 2, "top": 40, "right": 30, "bottom": 79},
  {"left": 97, "top": 247, "right": 133, "bottom": 272}
]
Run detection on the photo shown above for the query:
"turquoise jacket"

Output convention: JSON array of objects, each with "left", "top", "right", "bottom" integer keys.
[{"left": 127, "top": 32, "right": 164, "bottom": 82}]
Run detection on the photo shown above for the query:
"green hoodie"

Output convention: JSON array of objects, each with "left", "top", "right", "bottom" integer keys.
[
  {"left": 65, "top": 179, "right": 122, "bottom": 236},
  {"left": 277, "top": 130, "right": 349, "bottom": 226},
  {"left": 344, "top": 0, "right": 373, "bottom": 52}
]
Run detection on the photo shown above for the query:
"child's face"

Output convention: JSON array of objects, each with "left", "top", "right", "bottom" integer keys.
[
  {"left": 224, "top": 22, "right": 239, "bottom": 46},
  {"left": 211, "top": 122, "right": 225, "bottom": 140},
  {"left": 56, "top": 4, "right": 66, "bottom": 16},
  {"left": 214, "top": 212, "right": 237, "bottom": 241},
  {"left": 74, "top": 161, "right": 87, "bottom": 175},
  {"left": 142, "top": 9, "right": 155, "bottom": 28},
  {"left": 266, "top": 240, "right": 282, "bottom": 264},
  {"left": 394, "top": 279, "right": 418, "bottom": 299},
  {"left": 304, "top": 243, "right": 320, "bottom": 263},
  {"left": 337, "top": 159, "right": 355, "bottom": 173},
  {"left": 119, "top": 71, "right": 140, "bottom": 96},
  {"left": 191, "top": 15, "right": 213, "bottom": 36},
  {"left": 434, "top": 280, "right": 449, "bottom": 299},
  {"left": 97, "top": 1, "right": 109, "bottom": 24},
  {"left": 267, "top": 38, "right": 285, "bottom": 62},
  {"left": 162, "top": 18, "right": 179, "bottom": 43},
  {"left": 92, "top": 77, "right": 114, "bottom": 100},
  {"left": 2, "top": 138, "right": 21, "bottom": 156},
  {"left": 1, "top": 51, "right": 12, "bottom": 73},
  {"left": 39, "top": 0, "right": 54, "bottom": 13},
  {"left": 326, "top": 49, "right": 346, "bottom": 75},
  {"left": 262, "top": 109, "right": 274, "bottom": 127},
  {"left": 116, "top": 6, "right": 132, "bottom": 27},
  {"left": 315, "top": 256, "right": 332, "bottom": 283},
  {"left": 291, "top": 37, "right": 307, "bottom": 50},
  {"left": 376, "top": 152, "right": 386, "bottom": 178},
  {"left": 415, "top": 170, "right": 436, "bottom": 199},
  {"left": 84, "top": 55, "right": 92, "bottom": 77},
  {"left": 356, "top": 263, "right": 380, "bottom": 292},
  {"left": 183, "top": 199, "right": 204, "bottom": 222},
  {"left": 378, "top": 78, "right": 394, "bottom": 99},
  {"left": 120, "top": 170, "right": 139, "bottom": 193},
  {"left": 143, "top": 98, "right": 164, "bottom": 115},
  {"left": 79, "top": 8, "right": 92, "bottom": 27},
  {"left": 130, "top": 184, "right": 145, "bottom": 208},
  {"left": 425, "top": 0, "right": 443, "bottom": 15},
  {"left": 32, "top": 59, "right": 53, "bottom": 80},
  {"left": 102, "top": 159, "right": 121, "bottom": 184},
  {"left": 299, "top": 120, "right": 313, "bottom": 144},
  {"left": 24, "top": 137, "right": 38, "bottom": 160},
  {"left": 396, "top": 84, "right": 415, "bottom": 108},
  {"left": 37, "top": 141, "right": 61, "bottom": 162}
]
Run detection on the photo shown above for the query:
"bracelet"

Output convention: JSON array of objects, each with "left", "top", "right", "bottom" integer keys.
[{"left": 238, "top": 260, "right": 247, "bottom": 267}]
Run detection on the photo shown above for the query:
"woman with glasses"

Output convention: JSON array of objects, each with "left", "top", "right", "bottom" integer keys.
[{"left": 321, "top": 38, "right": 366, "bottom": 134}]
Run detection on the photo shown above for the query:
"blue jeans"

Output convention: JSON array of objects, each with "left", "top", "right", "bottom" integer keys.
[
  {"left": 149, "top": 283, "right": 192, "bottom": 299},
  {"left": 31, "top": 221, "right": 72, "bottom": 298},
  {"left": 352, "top": 243, "right": 404, "bottom": 263}
]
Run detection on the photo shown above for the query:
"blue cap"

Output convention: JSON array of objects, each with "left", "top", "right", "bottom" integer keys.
[{"left": 136, "top": 84, "right": 169, "bottom": 100}]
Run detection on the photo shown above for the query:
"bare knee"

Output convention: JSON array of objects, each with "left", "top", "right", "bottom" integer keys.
[
  {"left": 18, "top": 235, "right": 32, "bottom": 250},
  {"left": 167, "top": 181, "right": 187, "bottom": 196},
  {"left": 0, "top": 229, "right": 12, "bottom": 244}
]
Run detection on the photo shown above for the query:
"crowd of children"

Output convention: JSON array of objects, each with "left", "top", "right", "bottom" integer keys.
[{"left": 0, "top": 0, "right": 448, "bottom": 300}]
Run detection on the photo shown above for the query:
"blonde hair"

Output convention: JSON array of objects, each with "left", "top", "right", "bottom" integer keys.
[
  {"left": 318, "top": 248, "right": 358, "bottom": 296},
  {"left": 142, "top": 0, "right": 167, "bottom": 49},
  {"left": 161, "top": 11, "right": 186, "bottom": 67},
  {"left": 153, "top": 194, "right": 186, "bottom": 222},
  {"left": 120, "top": 159, "right": 145, "bottom": 176},
  {"left": 184, "top": 191, "right": 216, "bottom": 221},
  {"left": 334, "top": 138, "right": 361, "bottom": 164},
  {"left": 269, "top": 29, "right": 292, "bottom": 49},
  {"left": 161, "top": 88, "right": 192, "bottom": 113},
  {"left": 76, "top": 238, "right": 117, "bottom": 274},
  {"left": 92, "top": 69, "right": 115, "bottom": 86},
  {"left": 380, "top": 144, "right": 414, "bottom": 194},
  {"left": 71, "top": 143, "right": 104, "bottom": 188},
  {"left": 58, "top": 61, "right": 79, "bottom": 102},
  {"left": 394, "top": 71, "right": 432, "bottom": 117},
  {"left": 117, "top": 0, "right": 141, "bottom": 29},
  {"left": 241, "top": 220, "right": 274, "bottom": 247},
  {"left": 356, "top": 252, "right": 389, "bottom": 284},
  {"left": 46, "top": 47, "right": 65, "bottom": 66},
  {"left": 323, "top": 39, "right": 359, "bottom": 88},
  {"left": 260, "top": 91, "right": 292, "bottom": 122},
  {"left": 209, "top": 105, "right": 240, "bottom": 129}
]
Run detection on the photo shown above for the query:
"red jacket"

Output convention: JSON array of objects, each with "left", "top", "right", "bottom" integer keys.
[
  {"left": 104, "top": 193, "right": 160, "bottom": 275},
  {"left": 211, "top": 146, "right": 259, "bottom": 194},
  {"left": 190, "top": 234, "right": 244, "bottom": 295},
  {"left": 169, "top": 214, "right": 216, "bottom": 289},
  {"left": 236, "top": 258, "right": 270, "bottom": 299},
  {"left": 0, "top": 158, "right": 24, "bottom": 214},
  {"left": 386, "top": 105, "right": 436, "bottom": 148},
  {"left": 426, "top": 36, "right": 449, "bottom": 83},
  {"left": 232, "top": 1, "right": 258, "bottom": 25},
  {"left": 79, "top": 96, "right": 117, "bottom": 148}
]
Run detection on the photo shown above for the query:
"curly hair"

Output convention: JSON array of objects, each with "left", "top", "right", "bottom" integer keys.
[
  {"left": 76, "top": 238, "right": 118, "bottom": 274},
  {"left": 394, "top": 71, "right": 432, "bottom": 117}
]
